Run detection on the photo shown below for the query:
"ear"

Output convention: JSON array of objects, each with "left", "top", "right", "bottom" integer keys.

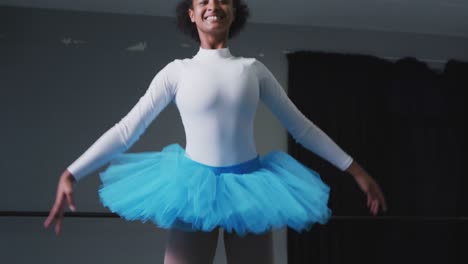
[{"left": 188, "top": 9, "right": 195, "bottom": 23}]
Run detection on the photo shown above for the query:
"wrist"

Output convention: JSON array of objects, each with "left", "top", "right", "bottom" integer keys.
[
  {"left": 346, "top": 161, "right": 366, "bottom": 179},
  {"left": 62, "top": 169, "right": 76, "bottom": 183}
]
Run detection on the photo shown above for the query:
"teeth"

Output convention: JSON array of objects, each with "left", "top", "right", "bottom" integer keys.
[{"left": 206, "top": 16, "right": 221, "bottom": 21}]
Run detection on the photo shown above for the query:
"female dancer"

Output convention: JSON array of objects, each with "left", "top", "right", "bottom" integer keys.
[{"left": 44, "top": 0, "right": 387, "bottom": 263}]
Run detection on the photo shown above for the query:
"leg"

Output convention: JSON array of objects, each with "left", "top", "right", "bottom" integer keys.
[
  {"left": 164, "top": 228, "right": 219, "bottom": 264},
  {"left": 223, "top": 230, "right": 274, "bottom": 264}
]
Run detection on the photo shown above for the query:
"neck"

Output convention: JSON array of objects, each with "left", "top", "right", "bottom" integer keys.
[
  {"left": 198, "top": 33, "right": 229, "bottom": 49},
  {"left": 194, "top": 45, "right": 232, "bottom": 60}
]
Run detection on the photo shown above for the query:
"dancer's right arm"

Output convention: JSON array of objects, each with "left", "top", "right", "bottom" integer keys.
[
  {"left": 43, "top": 169, "right": 76, "bottom": 235},
  {"left": 67, "top": 61, "right": 180, "bottom": 182},
  {"left": 44, "top": 61, "right": 180, "bottom": 235}
]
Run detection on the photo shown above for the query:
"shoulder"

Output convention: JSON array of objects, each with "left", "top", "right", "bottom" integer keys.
[
  {"left": 161, "top": 56, "right": 204, "bottom": 70},
  {"left": 148, "top": 60, "right": 187, "bottom": 92},
  {"left": 156, "top": 59, "right": 191, "bottom": 81},
  {"left": 164, "top": 59, "right": 187, "bottom": 71},
  {"left": 229, "top": 56, "right": 269, "bottom": 75},
  {"left": 238, "top": 57, "right": 268, "bottom": 70},
  {"left": 232, "top": 56, "right": 260, "bottom": 66},
  {"left": 240, "top": 57, "right": 271, "bottom": 78}
]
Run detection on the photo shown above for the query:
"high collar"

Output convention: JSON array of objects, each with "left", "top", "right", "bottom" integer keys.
[{"left": 193, "top": 47, "right": 233, "bottom": 60}]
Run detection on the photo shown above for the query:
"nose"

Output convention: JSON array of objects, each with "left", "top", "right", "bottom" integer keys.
[{"left": 207, "top": 0, "right": 221, "bottom": 11}]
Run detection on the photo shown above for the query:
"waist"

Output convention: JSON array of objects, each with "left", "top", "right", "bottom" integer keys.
[
  {"left": 183, "top": 152, "right": 260, "bottom": 174},
  {"left": 184, "top": 139, "right": 258, "bottom": 171}
]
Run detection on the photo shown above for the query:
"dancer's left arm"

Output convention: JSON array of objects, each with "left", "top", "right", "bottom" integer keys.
[
  {"left": 345, "top": 161, "right": 387, "bottom": 215},
  {"left": 256, "top": 60, "right": 387, "bottom": 215}
]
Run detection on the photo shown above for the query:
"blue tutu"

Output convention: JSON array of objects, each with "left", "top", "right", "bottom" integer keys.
[{"left": 98, "top": 144, "right": 332, "bottom": 236}]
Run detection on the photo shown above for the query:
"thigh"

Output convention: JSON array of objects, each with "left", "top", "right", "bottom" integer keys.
[
  {"left": 223, "top": 230, "right": 274, "bottom": 264},
  {"left": 164, "top": 228, "right": 220, "bottom": 264}
]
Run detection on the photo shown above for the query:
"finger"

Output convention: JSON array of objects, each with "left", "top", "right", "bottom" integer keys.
[
  {"left": 66, "top": 192, "right": 76, "bottom": 212},
  {"left": 373, "top": 186, "right": 387, "bottom": 212},
  {"left": 374, "top": 201, "right": 380, "bottom": 215},
  {"left": 368, "top": 190, "right": 375, "bottom": 208},
  {"left": 379, "top": 192, "right": 388, "bottom": 212},
  {"left": 53, "top": 192, "right": 65, "bottom": 211},
  {"left": 44, "top": 211, "right": 55, "bottom": 228},
  {"left": 55, "top": 217, "right": 62, "bottom": 235},
  {"left": 44, "top": 203, "right": 61, "bottom": 228},
  {"left": 55, "top": 205, "right": 64, "bottom": 235},
  {"left": 370, "top": 202, "right": 376, "bottom": 215},
  {"left": 373, "top": 201, "right": 380, "bottom": 215},
  {"left": 55, "top": 189, "right": 64, "bottom": 203},
  {"left": 45, "top": 193, "right": 65, "bottom": 228}
]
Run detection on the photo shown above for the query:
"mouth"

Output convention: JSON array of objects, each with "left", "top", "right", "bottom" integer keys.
[{"left": 204, "top": 14, "right": 225, "bottom": 21}]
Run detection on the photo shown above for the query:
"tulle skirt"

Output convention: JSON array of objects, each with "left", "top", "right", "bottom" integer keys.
[{"left": 98, "top": 143, "right": 332, "bottom": 236}]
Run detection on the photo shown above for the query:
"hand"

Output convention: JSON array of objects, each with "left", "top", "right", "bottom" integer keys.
[
  {"left": 43, "top": 169, "right": 77, "bottom": 235},
  {"left": 346, "top": 161, "right": 387, "bottom": 216}
]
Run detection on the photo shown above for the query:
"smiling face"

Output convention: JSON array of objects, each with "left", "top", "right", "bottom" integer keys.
[{"left": 188, "top": 0, "right": 236, "bottom": 42}]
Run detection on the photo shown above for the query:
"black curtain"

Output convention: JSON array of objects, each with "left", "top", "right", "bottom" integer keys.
[{"left": 286, "top": 51, "right": 468, "bottom": 264}]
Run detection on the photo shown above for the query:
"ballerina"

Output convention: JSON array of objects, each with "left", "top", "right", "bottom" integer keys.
[{"left": 44, "top": 0, "right": 387, "bottom": 263}]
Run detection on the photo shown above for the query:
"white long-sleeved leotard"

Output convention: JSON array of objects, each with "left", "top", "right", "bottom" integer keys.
[{"left": 67, "top": 47, "right": 353, "bottom": 182}]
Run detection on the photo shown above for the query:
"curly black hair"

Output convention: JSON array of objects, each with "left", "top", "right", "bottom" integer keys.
[{"left": 176, "top": 0, "right": 250, "bottom": 43}]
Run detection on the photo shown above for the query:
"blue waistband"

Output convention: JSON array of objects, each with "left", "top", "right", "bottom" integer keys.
[{"left": 183, "top": 153, "right": 261, "bottom": 174}]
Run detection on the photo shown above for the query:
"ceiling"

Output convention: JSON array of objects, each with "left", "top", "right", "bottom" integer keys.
[{"left": 1, "top": 0, "right": 467, "bottom": 38}]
